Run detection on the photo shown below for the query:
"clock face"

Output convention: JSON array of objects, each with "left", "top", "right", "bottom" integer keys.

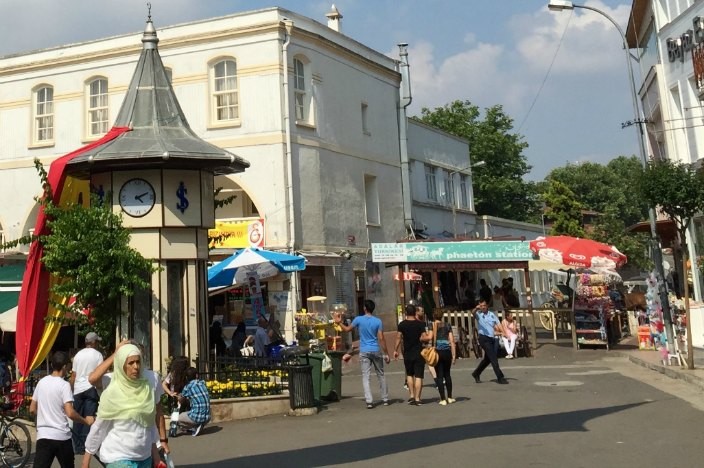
[{"left": 119, "top": 178, "right": 156, "bottom": 217}]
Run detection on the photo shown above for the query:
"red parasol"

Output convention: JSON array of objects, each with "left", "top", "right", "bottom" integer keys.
[{"left": 528, "top": 236, "right": 627, "bottom": 269}]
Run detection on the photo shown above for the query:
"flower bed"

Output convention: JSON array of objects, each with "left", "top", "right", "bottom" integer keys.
[
  {"left": 205, "top": 368, "right": 288, "bottom": 399},
  {"left": 199, "top": 362, "right": 288, "bottom": 400}
]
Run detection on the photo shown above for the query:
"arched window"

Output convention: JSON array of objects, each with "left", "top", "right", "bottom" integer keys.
[
  {"left": 293, "top": 58, "right": 307, "bottom": 121},
  {"left": 33, "top": 85, "right": 54, "bottom": 144},
  {"left": 292, "top": 56, "right": 314, "bottom": 126},
  {"left": 211, "top": 59, "right": 239, "bottom": 122},
  {"left": 86, "top": 78, "right": 109, "bottom": 137}
]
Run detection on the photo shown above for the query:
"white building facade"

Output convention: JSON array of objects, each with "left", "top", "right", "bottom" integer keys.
[
  {"left": 627, "top": 0, "right": 704, "bottom": 301},
  {"left": 0, "top": 6, "right": 493, "bottom": 342}
]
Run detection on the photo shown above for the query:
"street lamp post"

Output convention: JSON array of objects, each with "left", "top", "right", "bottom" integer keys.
[
  {"left": 450, "top": 160, "right": 486, "bottom": 238},
  {"left": 548, "top": 0, "right": 676, "bottom": 353}
]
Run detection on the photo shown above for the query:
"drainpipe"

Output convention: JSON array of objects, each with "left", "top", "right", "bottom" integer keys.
[
  {"left": 397, "top": 43, "right": 413, "bottom": 236},
  {"left": 282, "top": 19, "right": 299, "bottom": 343}
]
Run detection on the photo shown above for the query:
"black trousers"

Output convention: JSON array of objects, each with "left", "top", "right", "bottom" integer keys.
[
  {"left": 34, "top": 438, "right": 74, "bottom": 468},
  {"left": 434, "top": 349, "right": 453, "bottom": 400},
  {"left": 473, "top": 335, "right": 504, "bottom": 380}
]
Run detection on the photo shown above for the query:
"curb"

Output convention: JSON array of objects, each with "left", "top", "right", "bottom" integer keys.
[{"left": 612, "top": 351, "right": 704, "bottom": 392}]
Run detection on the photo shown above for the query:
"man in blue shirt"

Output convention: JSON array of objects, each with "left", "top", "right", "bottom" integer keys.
[
  {"left": 178, "top": 367, "right": 211, "bottom": 436},
  {"left": 471, "top": 299, "right": 508, "bottom": 385},
  {"left": 335, "top": 299, "right": 390, "bottom": 408}
]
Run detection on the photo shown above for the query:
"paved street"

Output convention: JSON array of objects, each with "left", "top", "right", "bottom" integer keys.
[{"left": 67, "top": 343, "right": 703, "bottom": 468}]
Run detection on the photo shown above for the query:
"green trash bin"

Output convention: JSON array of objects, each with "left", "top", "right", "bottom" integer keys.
[{"left": 309, "top": 351, "right": 344, "bottom": 401}]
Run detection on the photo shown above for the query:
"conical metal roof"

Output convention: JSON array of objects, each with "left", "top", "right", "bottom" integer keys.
[{"left": 68, "top": 15, "right": 249, "bottom": 175}]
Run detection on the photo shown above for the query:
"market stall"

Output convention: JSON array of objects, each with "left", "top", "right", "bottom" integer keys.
[
  {"left": 371, "top": 240, "right": 540, "bottom": 352},
  {"left": 573, "top": 272, "right": 618, "bottom": 349}
]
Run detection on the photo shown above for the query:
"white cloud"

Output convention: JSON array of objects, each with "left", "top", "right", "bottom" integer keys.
[{"left": 0, "top": 0, "right": 239, "bottom": 56}]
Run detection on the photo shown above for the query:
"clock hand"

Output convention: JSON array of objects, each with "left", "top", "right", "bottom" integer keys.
[{"left": 135, "top": 192, "right": 149, "bottom": 202}]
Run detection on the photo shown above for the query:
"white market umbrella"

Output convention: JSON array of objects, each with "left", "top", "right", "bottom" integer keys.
[{"left": 207, "top": 248, "right": 306, "bottom": 288}]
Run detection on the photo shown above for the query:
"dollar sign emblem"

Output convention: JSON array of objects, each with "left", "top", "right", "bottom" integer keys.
[{"left": 176, "top": 182, "right": 189, "bottom": 214}]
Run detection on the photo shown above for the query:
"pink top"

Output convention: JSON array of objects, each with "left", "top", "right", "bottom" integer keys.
[{"left": 502, "top": 319, "right": 517, "bottom": 337}]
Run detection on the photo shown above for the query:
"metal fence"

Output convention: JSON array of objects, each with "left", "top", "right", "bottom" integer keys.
[
  {"left": 7, "top": 375, "right": 39, "bottom": 421},
  {"left": 194, "top": 357, "right": 290, "bottom": 400}
]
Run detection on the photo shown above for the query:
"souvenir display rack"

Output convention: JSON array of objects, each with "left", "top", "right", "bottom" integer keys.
[{"left": 574, "top": 273, "right": 611, "bottom": 349}]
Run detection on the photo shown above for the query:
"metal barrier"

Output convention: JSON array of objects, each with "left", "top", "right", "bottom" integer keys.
[
  {"left": 196, "top": 357, "right": 287, "bottom": 400},
  {"left": 443, "top": 308, "right": 539, "bottom": 353}
]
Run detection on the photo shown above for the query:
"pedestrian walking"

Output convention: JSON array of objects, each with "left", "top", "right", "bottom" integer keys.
[
  {"left": 430, "top": 309, "right": 457, "bottom": 405},
  {"left": 471, "top": 299, "right": 509, "bottom": 385},
  {"left": 394, "top": 303, "right": 431, "bottom": 405},
  {"left": 82, "top": 343, "right": 169, "bottom": 468},
  {"left": 335, "top": 299, "right": 390, "bottom": 408},
  {"left": 416, "top": 307, "right": 437, "bottom": 387},
  {"left": 31, "top": 351, "right": 94, "bottom": 468},
  {"left": 69, "top": 332, "right": 103, "bottom": 455}
]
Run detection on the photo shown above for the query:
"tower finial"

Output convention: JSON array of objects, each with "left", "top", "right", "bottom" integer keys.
[{"left": 142, "top": 3, "right": 158, "bottom": 49}]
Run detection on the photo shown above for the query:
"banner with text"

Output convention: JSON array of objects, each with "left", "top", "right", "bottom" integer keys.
[
  {"left": 371, "top": 241, "right": 534, "bottom": 263},
  {"left": 209, "top": 218, "right": 265, "bottom": 249}
]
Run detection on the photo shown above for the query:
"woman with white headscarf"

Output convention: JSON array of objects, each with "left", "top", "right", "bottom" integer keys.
[{"left": 82, "top": 343, "right": 168, "bottom": 468}]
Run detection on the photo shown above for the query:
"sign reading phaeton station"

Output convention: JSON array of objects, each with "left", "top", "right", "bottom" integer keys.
[{"left": 371, "top": 241, "right": 534, "bottom": 263}]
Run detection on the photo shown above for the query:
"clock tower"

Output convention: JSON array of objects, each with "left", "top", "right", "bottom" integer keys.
[{"left": 65, "top": 15, "right": 249, "bottom": 370}]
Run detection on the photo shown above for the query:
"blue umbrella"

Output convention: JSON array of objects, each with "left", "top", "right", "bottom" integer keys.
[{"left": 207, "top": 248, "right": 306, "bottom": 288}]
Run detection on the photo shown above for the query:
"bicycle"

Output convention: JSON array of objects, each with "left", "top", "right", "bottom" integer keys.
[
  {"left": 539, "top": 288, "right": 572, "bottom": 333},
  {"left": 0, "top": 404, "right": 31, "bottom": 468}
]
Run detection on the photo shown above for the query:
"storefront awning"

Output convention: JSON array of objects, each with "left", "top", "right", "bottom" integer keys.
[
  {"left": 0, "top": 292, "right": 19, "bottom": 314},
  {"left": 297, "top": 251, "right": 342, "bottom": 267},
  {"left": 0, "top": 262, "right": 24, "bottom": 314}
]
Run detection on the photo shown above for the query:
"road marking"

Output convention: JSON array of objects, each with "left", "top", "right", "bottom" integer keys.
[
  {"left": 534, "top": 381, "right": 584, "bottom": 387},
  {"left": 565, "top": 370, "right": 618, "bottom": 376}
]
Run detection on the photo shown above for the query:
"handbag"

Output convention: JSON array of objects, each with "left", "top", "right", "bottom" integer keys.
[
  {"left": 240, "top": 345, "right": 255, "bottom": 357},
  {"left": 421, "top": 321, "right": 439, "bottom": 366}
]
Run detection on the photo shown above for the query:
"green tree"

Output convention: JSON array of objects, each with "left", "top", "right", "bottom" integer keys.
[
  {"left": 1, "top": 160, "right": 155, "bottom": 332},
  {"left": 636, "top": 159, "right": 704, "bottom": 369},
  {"left": 416, "top": 100, "right": 540, "bottom": 221},
  {"left": 545, "top": 156, "right": 647, "bottom": 227},
  {"left": 542, "top": 180, "right": 585, "bottom": 237},
  {"left": 589, "top": 212, "right": 651, "bottom": 271},
  {"left": 541, "top": 156, "right": 650, "bottom": 267}
]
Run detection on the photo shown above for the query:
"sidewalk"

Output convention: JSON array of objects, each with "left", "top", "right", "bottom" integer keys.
[{"left": 608, "top": 336, "right": 704, "bottom": 391}]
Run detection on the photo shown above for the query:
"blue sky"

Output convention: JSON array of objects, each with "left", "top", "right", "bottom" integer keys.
[{"left": 0, "top": 0, "right": 638, "bottom": 180}]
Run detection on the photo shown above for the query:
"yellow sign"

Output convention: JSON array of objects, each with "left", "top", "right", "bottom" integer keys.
[{"left": 209, "top": 219, "right": 265, "bottom": 249}]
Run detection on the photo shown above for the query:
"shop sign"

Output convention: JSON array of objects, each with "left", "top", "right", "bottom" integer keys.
[
  {"left": 209, "top": 218, "right": 264, "bottom": 249},
  {"left": 371, "top": 241, "right": 534, "bottom": 263},
  {"left": 667, "top": 16, "right": 704, "bottom": 62}
]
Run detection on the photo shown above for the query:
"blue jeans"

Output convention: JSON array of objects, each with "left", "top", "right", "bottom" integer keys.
[
  {"left": 360, "top": 351, "right": 388, "bottom": 404},
  {"left": 72, "top": 387, "right": 99, "bottom": 454},
  {"left": 106, "top": 458, "right": 152, "bottom": 468}
]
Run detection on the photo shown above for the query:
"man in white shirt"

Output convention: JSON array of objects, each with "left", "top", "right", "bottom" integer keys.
[
  {"left": 254, "top": 317, "right": 271, "bottom": 357},
  {"left": 69, "top": 332, "right": 103, "bottom": 455},
  {"left": 31, "top": 351, "right": 93, "bottom": 468}
]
